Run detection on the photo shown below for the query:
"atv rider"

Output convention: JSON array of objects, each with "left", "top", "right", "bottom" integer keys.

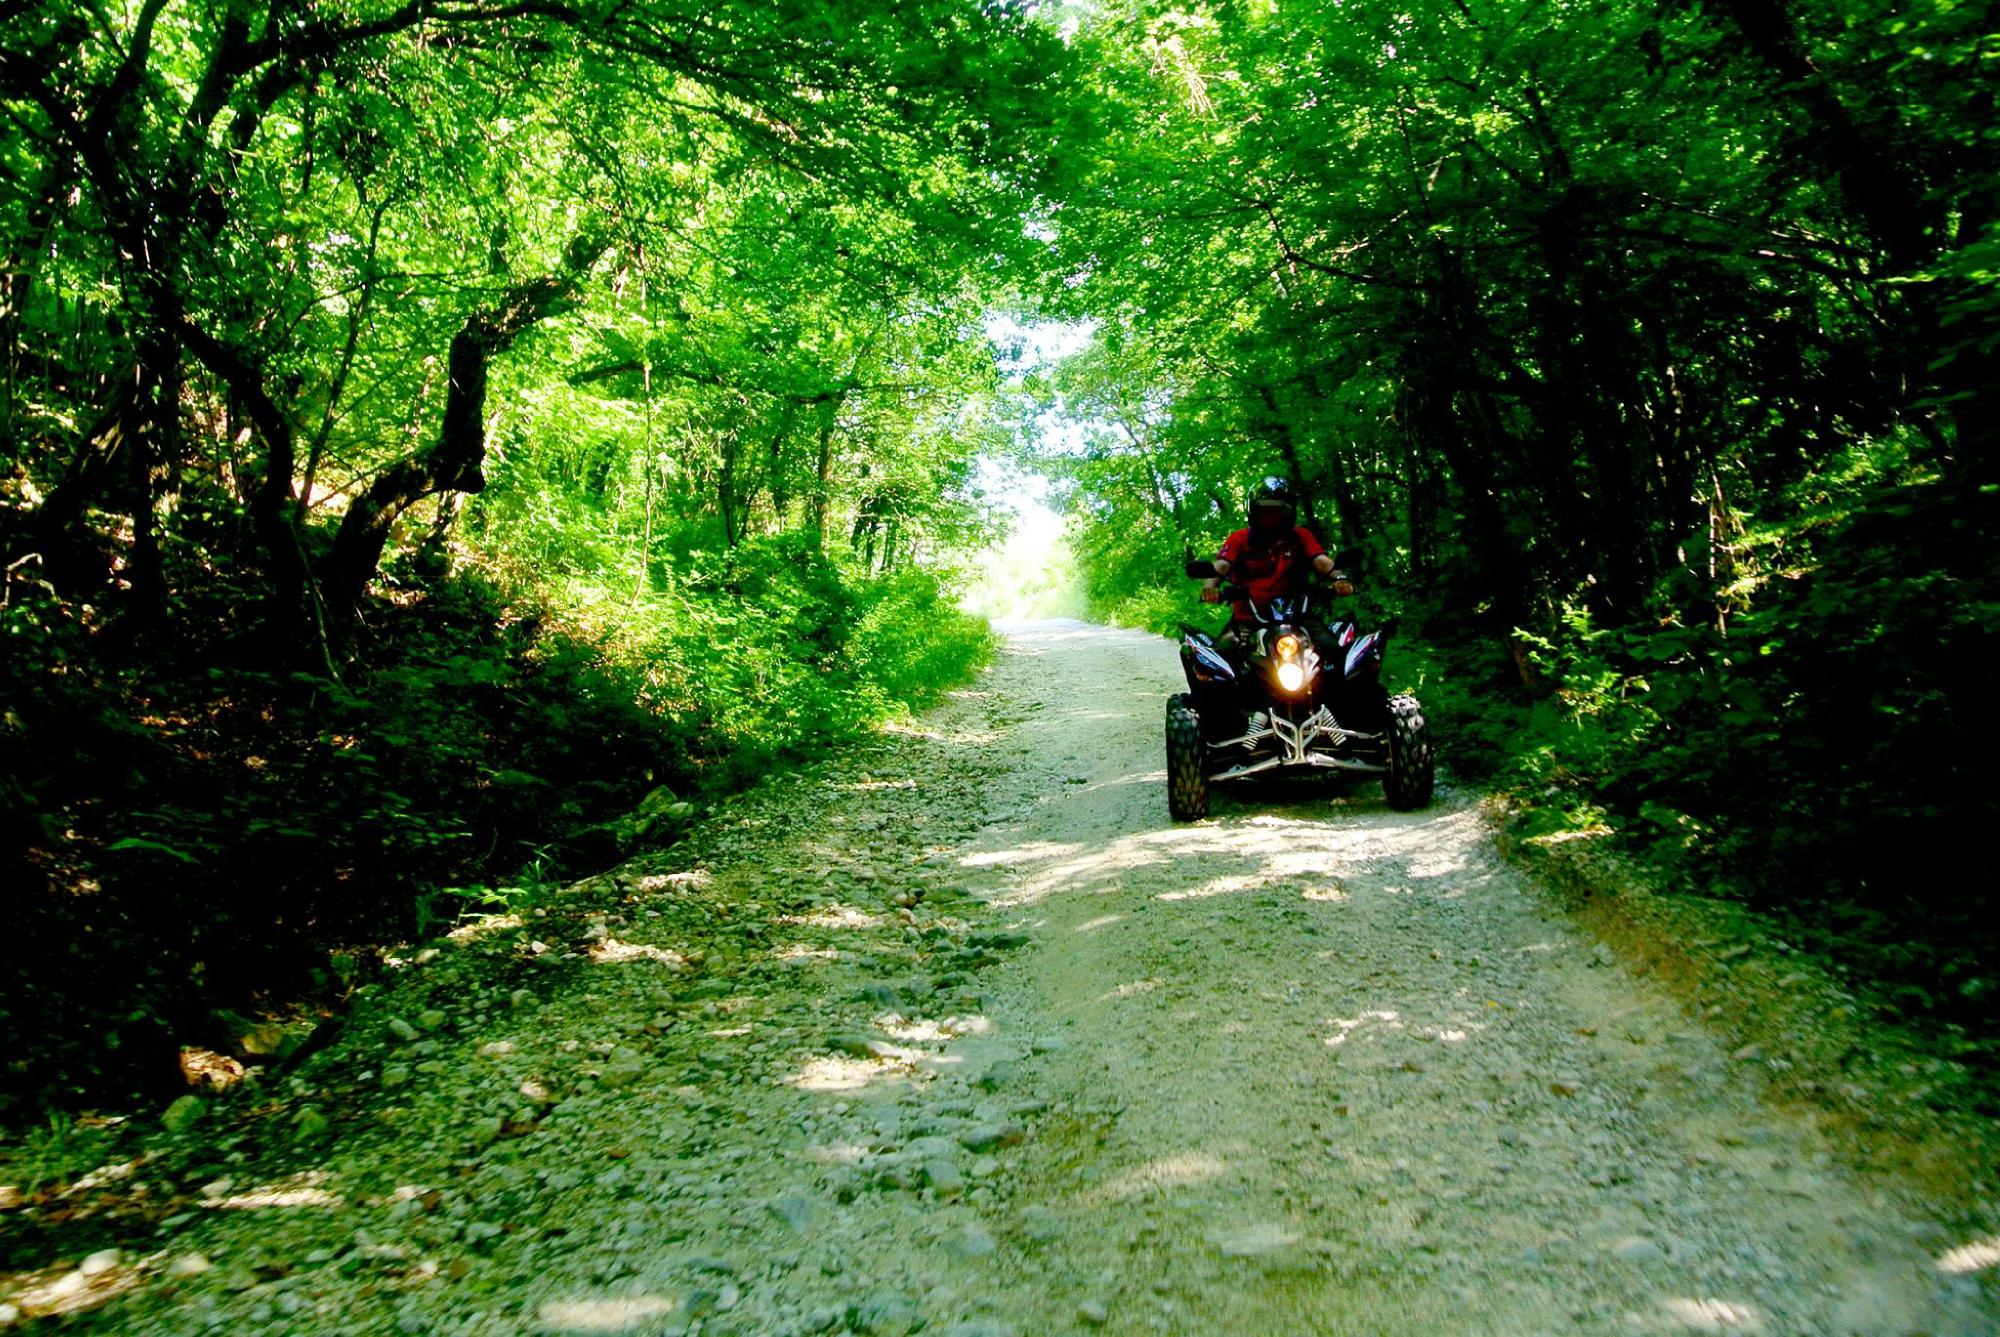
[{"left": 1199, "top": 476, "right": 1353, "bottom": 660}]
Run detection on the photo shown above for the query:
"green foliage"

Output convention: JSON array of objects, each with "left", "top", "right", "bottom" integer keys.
[
  {"left": 1036, "top": 0, "right": 2000, "bottom": 1023},
  {"left": 0, "top": 0, "right": 1045, "bottom": 1111},
  {"left": 1093, "top": 584, "right": 1207, "bottom": 639},
  {"left": 846, "top": 569, "right": 997, "bottom": 714},
  {"left": 1430, "top": 480, "right": 2000, "bottom": 1009},
  {"left": 7, "top": 1110, "right": 113, "bottom": 1197},
  {"left": 5, "top": 0, "right": 1998, "bottom": 1103},
  {"left": 585, "top": 536, "right": 994, "bottom": 788},
  {"left": 0, "top": 540, "right": 989, "bottom": 1111}
]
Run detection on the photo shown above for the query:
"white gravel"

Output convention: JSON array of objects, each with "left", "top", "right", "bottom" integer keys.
[{"left": 27, "top": 620, "right": 1999, "bottom": 1335}]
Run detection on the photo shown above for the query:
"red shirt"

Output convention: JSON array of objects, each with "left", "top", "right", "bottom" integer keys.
[{"left": 1218, "top": 525, "right": 1325, "bottom": 619}]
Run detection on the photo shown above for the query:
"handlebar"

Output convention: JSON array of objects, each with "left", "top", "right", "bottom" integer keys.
[{"left": 1184, "top": 564, "right": 1353, "bottom": 593}]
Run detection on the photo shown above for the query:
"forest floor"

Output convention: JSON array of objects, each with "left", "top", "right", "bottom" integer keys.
[{"left": 4, "top": 622, "right": 1999, "bottom": 1334}]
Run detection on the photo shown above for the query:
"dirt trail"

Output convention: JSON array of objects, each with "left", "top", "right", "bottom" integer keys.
[{"left": 17, "top": 621, "right": 1998, "bottom": 1335}]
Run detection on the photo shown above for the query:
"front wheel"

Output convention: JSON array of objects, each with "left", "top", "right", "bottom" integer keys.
[
  {"left": 1166, "top": 693, "right": 1209, "bottom": 821},
  {"left": 1382, "top": 694, "right": 1434, "bottom": 811}
]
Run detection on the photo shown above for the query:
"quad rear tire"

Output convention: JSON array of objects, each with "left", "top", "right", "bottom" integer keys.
[
  {"left": 1166, "top": 692, "right": 1210, "bottom": 821},
  {"left": 1383, "top": 693, "right": 1434, "bottom": 811}
]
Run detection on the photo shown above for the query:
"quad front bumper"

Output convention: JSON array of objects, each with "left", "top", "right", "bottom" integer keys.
[{"left": 1204, "top": 707, "right": 1387, "bottom": 782}]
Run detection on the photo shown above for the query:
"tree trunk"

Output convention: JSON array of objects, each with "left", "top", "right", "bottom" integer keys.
[
  {"left": 718, "top": 427, "right": 739, "bottom": 548},
  {"left": 177, "top": 317, "right": 314, "bottom": 652},
  {"left": 323, "top": 232, "right": 605, "bottom": 625},
  {"left": 851, "top": 493, "right": 882, "bottom": 571},
  {"left": 766, "top": 402, "right": 798, "bottom": 529},
  {"left": 808, "top": 396, "right": 840, "bottom": 549},
  {"left": 23, "top": 378, "right": 141, "bottom": 593},
  {"left": 123, "top": 335, "right": 175, "bottom": 623}
]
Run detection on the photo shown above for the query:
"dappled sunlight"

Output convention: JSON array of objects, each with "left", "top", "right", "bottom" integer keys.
[
  {"left": 962, "top": 840, "right": 1083, "bottom": 869},
  {"left": 633, "top": 870, "right": 709, "bottom": 894},
  {"left": 1937, "top": 1235, "right": 2000, "bottom": 1274},
  {"left": 879, "top": 1014, "right": 992, "bottom": 1043},
  {"left": 1157, "top": 874, "right": 1275, "bottom": 902},
  {"left": 204, "top": 1170, "right": 341, "bottom": 1211},
  {"left": 788, "top": 1055, "right": 907, "bottom": 1093},
  {"left": 973, "top": 803, "right": 1483, "bottom": 910},
  {"left": 179, "top": 1045, "right": 247, "bottom": 1090},
  {"left": 1, "top": 1258, "right": 143, "bottom": 1322},
  {"left": 1325, "top": 1009, "right": 1402, "bottom": 1047},
  {"left": 1658, "top": 1296, "right": 1764, "bottom": 1331},
  {"left": 588, "top": 938, "right": 688, "bottom": 968},
  {"left": 535, "top": 1295, "right": 681, "bottom": 1331},
  {"left": 881, "top": 719, "right": 1001, "bottom": 745},
  {"left": 449, "top": 911, "right": 523, "bottom": 943},
  {"left": 775, "top": 904, "right": 885, "bottom": 930},
  {"left": 980, "top": 839, "right": 1172, "bottom": 906},
  {"left": 69, "top": 1156, "right": 140, "bottom": 1192},
  {"left": 1525, "top": 825, "right": 1614, "bottom": 846},
  {"left": 1075, "top": 913, "right": 1125, "bottom": 931},
  {"left": 1057, "top": 770, "right": 1163, "bottom": 798},
  {"left": 1089, "top": 1150, "right": 1229, "bottom": 1203}
]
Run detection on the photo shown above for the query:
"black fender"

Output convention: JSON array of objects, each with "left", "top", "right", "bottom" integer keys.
[
  {"left": 1341, "top": 629, "right": 1386, "bottom": 683},
  {"left": 1179, "top": 624, "right": 1236, "bottom": 690}
]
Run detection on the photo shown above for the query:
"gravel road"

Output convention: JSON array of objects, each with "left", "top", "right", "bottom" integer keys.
[{"left": 16, "top": 621, "right": 1998, "bottom": 1334}]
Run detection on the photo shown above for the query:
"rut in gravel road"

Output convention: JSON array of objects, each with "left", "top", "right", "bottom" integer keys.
[{"left": 46, "top": 620, "right": 1998, "bottom": 1336}]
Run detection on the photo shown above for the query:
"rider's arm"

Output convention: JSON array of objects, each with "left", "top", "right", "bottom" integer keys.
[
  {"left": 1314, "top": 552, "right": 1356, "bottom": 597},
  {"left": 1200, "top": 557, "right": 1228, "bottom": 604}
]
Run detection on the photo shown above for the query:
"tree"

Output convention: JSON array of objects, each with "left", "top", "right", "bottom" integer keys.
[{"left": 0, "top": 0, "right": 1065, "bottom": 648}]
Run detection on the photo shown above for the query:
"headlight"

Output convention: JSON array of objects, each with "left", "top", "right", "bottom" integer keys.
[
  {"left": 1276, "top": 634, "right": 1300, "bottom": 658},
  {"left": 1276, "top": 661, "right": 1306, "bottom": 693}
]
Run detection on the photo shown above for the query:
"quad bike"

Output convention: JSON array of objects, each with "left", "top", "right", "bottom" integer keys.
[{"left": 1165, "top": 557, "right": 1434, "bottom": 821}]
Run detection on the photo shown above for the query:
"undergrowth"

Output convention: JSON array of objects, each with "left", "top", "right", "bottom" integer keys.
[
  {"left": 0, "top": 538, "right": 991, "bottom": 1116},
  {"left": 1080, "top": 480, "right": 2000, "bottom": 1046}
]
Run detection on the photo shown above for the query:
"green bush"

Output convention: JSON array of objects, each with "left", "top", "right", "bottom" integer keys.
[
  {"left": 1095, "top": 583, "right": 1206, "bottom": 637},
  {"left": 847, "top": 568, "right": 997, "bottom": 713},
  {"left": 0, "top": 533, "right": 993, "bottom": 1111},
  {"left": 1436, "top": 481, "right": 2000, "bottom": 1012}
]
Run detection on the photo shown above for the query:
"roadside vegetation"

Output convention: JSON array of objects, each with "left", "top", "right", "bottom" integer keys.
[
  {"left": 0, "top": 0, "right": 1042, "bottom": 1112},
  {"left": 3, "top": 0, "right": 1994, "bottom": 1131},
  {"left": 1028, "top": 0, "right": 2000, "bottom": 1066}
]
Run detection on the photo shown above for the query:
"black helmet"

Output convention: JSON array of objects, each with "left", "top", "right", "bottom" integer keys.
[{"left": 1247, "top": 476, "right": 1297, "bottom": 526}]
